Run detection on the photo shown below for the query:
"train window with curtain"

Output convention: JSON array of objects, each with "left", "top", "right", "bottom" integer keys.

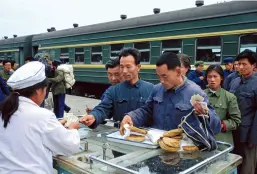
[
  {"left": 162, "top": 39, "right": 182, "bottom": 54},
  {"left": 239, "top": 34, "right": 257, "bottom": 53},
  {"left": 60, "top": 48, "right": 69, "bottom": 63},
  {"left": 75, "top": 47, "right": 84, "bottom": 64},
  {"left": 91, "top": 46, "right": 102, "bottom": 63},
  {"left": 110, "top": 43, "right": 124, "bottom": 59},
  {"left": 134, "top": 42, "right": 150, "bottom": 63},
  {"left": 196, "top": 37, "right": 222, "bottom": 64}
]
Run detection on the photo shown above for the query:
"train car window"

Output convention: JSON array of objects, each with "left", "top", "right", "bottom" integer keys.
[
  {"left": 50, "top": 50, "right": 56, "bottom": 61},
  {"left": 60, "top": 48, "right": 69, "bottom": 63},
  {"left": 0, "top": 52, "right": 4, "bottom": 63},
  {"left": 91, "top": 46, "right": 102, "bottom": 63},
  {"left": 7, "top": 52, "right": 12, "bottom": 60},
  {"left": 196, "top": 37, "right": 221, "bottom": 64},
  {"left": 134, "top": 42, "right": 150, "bottom": 63},
  {"left": 75, "top": 47, "right": 84, "bottom": 64},
  {"left": 110, "top": 43, "right": 124, "bottom": 59},
  {"left": 239, "top": 34, "right": 257, "bottom": 53},
  {"left": 162, "top": 39, "right": 182, "bottom": 54}
]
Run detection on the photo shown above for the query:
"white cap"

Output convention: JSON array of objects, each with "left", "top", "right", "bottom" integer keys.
[{"left": 7, "top": 61, "right": 46, "bottom": 90}]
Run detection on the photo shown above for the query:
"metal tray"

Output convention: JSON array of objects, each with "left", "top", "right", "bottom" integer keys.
[{"left": 106, "top": 130, "right": 160, "bottom": 149}]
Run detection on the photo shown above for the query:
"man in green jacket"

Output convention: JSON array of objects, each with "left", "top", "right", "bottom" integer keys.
[{"left": 0, "top": 60, "right": 13, "bottom": 82}]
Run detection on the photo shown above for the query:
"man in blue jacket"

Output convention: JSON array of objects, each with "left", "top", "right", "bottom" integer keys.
[
  {"left": 80, "top": 48, "right": 154, "bottom": 128},
  {"left": 229, "top": 49, "right": 257, "bottom": 174},
  {"left": 187, "top": 61, "right": 206, "bottom": 89},
  {"left": 120, "top": 52, "right": 221, "bottom": 136},
  {"left": 223, "top": 57, "right": 235, "bottom": 80}
]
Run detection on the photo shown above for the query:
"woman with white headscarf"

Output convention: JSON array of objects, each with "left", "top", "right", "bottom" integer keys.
[{"left": 0, "top": 61, "right": 80, "bottom": 174}]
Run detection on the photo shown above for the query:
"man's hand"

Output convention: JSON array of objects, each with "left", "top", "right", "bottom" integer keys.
[
  {"left": 194, "top": 102, "right": 207, "bottom": 116},
  {"left": 119, "top": 115, "right": 134, "bottom": 135},
  {"left": 200, "top": 76, "right": 204, "bottom": 80},
  {"left": 79, "top": 115, "right": 96, "bottom": 126}
]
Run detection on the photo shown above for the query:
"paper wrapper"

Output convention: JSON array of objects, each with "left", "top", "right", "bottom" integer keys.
[
  {"left": 63, "top": 113, "right": 79, "bottom": 127},
  {"left": 146, "top": 129, "right": 166, "bottom": 145},
  {"left": 190, "top": 94, "right": 209, "bottom": 117},
  {"left": 123, "top": 124, "right": 146, "bottom": 138}
]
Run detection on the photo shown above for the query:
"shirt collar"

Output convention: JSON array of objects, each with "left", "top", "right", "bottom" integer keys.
[
  {"left": 166, "top": 76, "right": 187, "bottom": 93},
  {"left": 124, "top": 79, "right": 142, "bottom": 88},
  {"left": 241, "top": 72, "right": 255, "bottom": 83},
  {"left": 206, "top": 87, "right": 222, "bottom": 97},
  {"left": 19, "top": 96, "right": 39, "bottom": 107}
]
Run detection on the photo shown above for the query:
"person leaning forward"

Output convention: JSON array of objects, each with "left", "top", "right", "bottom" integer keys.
[
  {"left": 80, "top": 48, "right": 154, "bottom": 128},
  {"left": 119, "top": 52, "right": 221, "bottom": 136},
  {"left": 0, "top": 61, "right": 80, "bottom": 174}
]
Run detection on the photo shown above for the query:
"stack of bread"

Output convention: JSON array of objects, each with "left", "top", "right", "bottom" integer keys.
[
  {"left": 124, "top": 125, "right": 148, "bottom": 142},
  {"left": 159, "top": 128, "right": 199, "bottom": 152}
]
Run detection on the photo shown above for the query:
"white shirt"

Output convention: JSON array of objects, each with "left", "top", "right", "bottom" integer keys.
[{"left": 0, "top": 96, "right": 80, "bottom": 174}]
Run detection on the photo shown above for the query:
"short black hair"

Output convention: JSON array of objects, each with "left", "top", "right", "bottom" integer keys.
[
  {"left": 25, "top": 56, "right": 34, "bottom": 62},
  {"left": 236, "top": 49, "right": 256, "bottom": 65},
  {"left": 156, "top": 52, "right": 181, "bottom": 70},
  {"left": 2, "top": 59, "right": 12, "bottom": 66},
  {"left": 118, "top": 47, "right": 141, "bottom": 65},
  {"left": 177, "top": 53, "right": 191, "bottom": 69},
  {"left": 205, "top": 65, "right": 224, "bottom": 86},
  {"left": 105, "top": 58, "right": 120, "bottom": 70},
  {"left": 11, "top": 60, "right": 16, "bottom": 67}
]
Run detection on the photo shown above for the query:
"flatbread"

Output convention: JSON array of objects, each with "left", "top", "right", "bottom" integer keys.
[
  {"left": 159, "top": 139, "right": 179, "bottom": 152},
  {"left": 162, "top": 137, "right": 180, "bottom": 148},
  {"left": 129, "top": 126, "right": 148, "bottom": 134},
  {"left": 163, "top": 128, "right": 183, "bottom": 137},
  {"left": 125, "top": 134, "right": 146, "bottom": 142},
  {"left": 182, "top": 146, "right": 199, "bottom": 152}
]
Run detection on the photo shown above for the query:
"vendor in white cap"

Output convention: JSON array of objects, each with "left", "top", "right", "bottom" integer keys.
[{"left": 0, "top": 61, "right": 80, "bottom": 174}]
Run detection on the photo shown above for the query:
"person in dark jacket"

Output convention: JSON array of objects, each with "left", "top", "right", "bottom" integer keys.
[
  {"left": 223, "top": 57, "right": 234, "bottom": 80},
  {"left": 187, "top": 61, "right": 206, "bottom": 89},
  {"left": 177, "top": 53, "right": 191, "bottom": 77},
  {"left": 0, "top": 75, "right": 10, "bottom": 104},
  {"left": 223, "top": 60, "right": 240, "bottom": 91},
  {"left": 80, "top": 48, "right": 154, "bottom": 128},
  {"left": 119, "top": 52, "right": 221, "bottom": 141},
  {"left": 229, "top": 49, "right": 257, "bottom": 174}
]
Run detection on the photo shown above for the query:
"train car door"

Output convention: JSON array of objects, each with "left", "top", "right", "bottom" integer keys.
[
  {"left": 19, "top": 47, "right": 24, "bottom": 65},
  {"left": 33, "top": 46, "right": 39, "bottom": 56}
]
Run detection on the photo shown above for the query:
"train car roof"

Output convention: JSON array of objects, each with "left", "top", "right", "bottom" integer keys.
[
  {"left": 33, "top": 1, "right": 257, "bottom": 41},
  {"left": 0, "top": 35, "right": 31, "bottom": 46}
]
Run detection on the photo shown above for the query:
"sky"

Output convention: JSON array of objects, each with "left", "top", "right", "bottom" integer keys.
[{"left": 0, "top": 0, "right": 232, "bottom": 38}]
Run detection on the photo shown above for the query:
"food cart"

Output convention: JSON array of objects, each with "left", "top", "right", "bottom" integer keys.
[{"left": 54, "top": 124, "right": 242, "bottom": 174}]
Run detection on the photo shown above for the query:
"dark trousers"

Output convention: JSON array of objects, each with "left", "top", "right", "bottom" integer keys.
[
  {"left": 233, "top": 129, "right": 257, "bottom": 174},
  {"left": 240, "top": 143, "right": 257, "bottom": 174},
  {"left": 53, "top": 94, "right": 65, "bottom": 118}
]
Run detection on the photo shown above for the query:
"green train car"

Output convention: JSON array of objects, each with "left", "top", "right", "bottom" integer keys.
[{"left": 0, "top": 1, "right": 257, "bottom": 97}]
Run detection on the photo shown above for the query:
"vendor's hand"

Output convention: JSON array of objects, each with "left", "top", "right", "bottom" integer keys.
[
  {"left": 79, "top": 115, "right": 96, "bottom": 126},
  {"left": 119, "top": 115, "right": 133, "bottom": 135},
  {"left": 68, "top": 122, "right": 80, "bottom": 130},
  {"left": 194, "top": 102, "right": 207, "bottom": 116},
  {"left": 59, "top": 119, "right": 67, "bottom": 126}
]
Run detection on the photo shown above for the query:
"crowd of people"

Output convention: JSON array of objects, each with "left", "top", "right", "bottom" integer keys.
[{"left": 0, "top": 48, "right": 257, "bottom": 173}]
